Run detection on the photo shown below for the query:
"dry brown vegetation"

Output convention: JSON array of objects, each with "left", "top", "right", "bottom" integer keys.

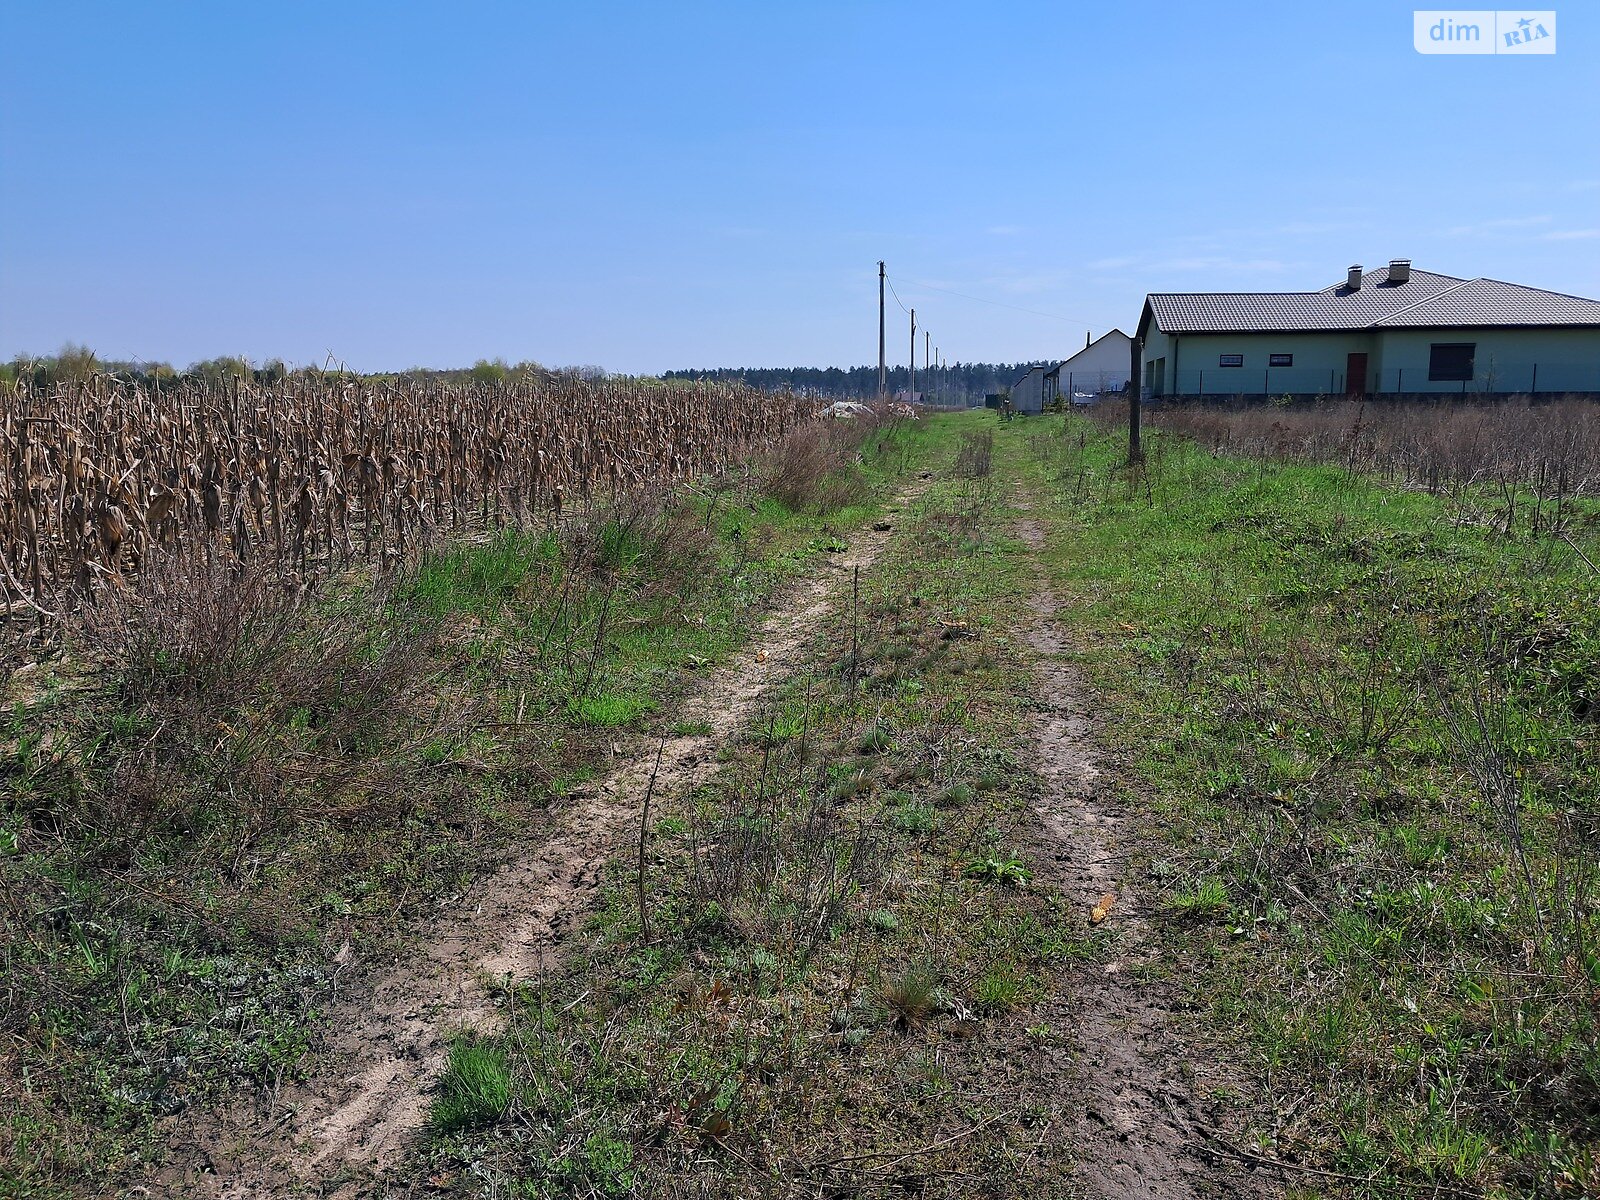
[
  {"left": 1, "top": 373, "right": 810, "bottom": 652},
  {"left": 1154, "top": 397, "right": 1600, "bottom": 515},
  {"left": 0, "top": 396, "right": 905, "bottom": 1194}
]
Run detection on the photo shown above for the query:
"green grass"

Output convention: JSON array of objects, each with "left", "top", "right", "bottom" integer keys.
[
  {"left": 1170, "top": 877, "right": 1231, "bottom": 922},
  {"left": 419, "top": 417, "right": 1100, "bottom": 1195},
  {"left": 409, "top": 527, "right": 559, "bottom": 618},
  {"left": 1007, "top": 410, "right": 1600, "bottom": 1198},
  {"left": 974, "top": 965, "right": 1023, "bottom": 1013},
  {"left": 567, "top": 691, "right": 651, "bottom": 727},
  {"left": 0, "top": 416, "right": 945, "bottom": 1196},
  {"left": 431, "top": 1040, "right": 514, "bottom": 1132}
]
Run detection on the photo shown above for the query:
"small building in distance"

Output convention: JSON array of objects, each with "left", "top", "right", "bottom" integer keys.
[
  {"left": 1009, "top": 364, "right": 1059, "bottom": 414},
  {"left": 1009, "top": 332, "right": 1134, "bottom": 414},
  {"left": 1137, "top": 260, "right": 1600, "bottom": 399},
  {"left": 1058, "top": 329, "right": 1133, "bottom": 403}
]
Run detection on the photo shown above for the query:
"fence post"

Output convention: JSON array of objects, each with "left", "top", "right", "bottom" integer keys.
[
  {"left": 1198, "top": 370, "right": 1203, "bottom": 396},
  {"left": 1264, "top": 369, "right": 1270, "bottom": 396},
  {"left": 1397, "top": 366, "right": 1403, "bottom": 394},
  {"left": 1128, "top": 334, "right": 1143, "bottom": 465},
  {"left": 1531, "top": 362, "right": 1538, "bottom": 394}
]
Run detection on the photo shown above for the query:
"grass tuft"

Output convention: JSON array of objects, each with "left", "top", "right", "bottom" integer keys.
[{"left": 430, "top": 1040, "right": 513, "bottom": 1133}]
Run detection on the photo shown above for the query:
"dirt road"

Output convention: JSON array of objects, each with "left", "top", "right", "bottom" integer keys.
[
  {"left": 1014, "top": 510, "right": 1268, "bottom": 1200},
  {"left": 162, "top": 490, "right": 927, "bottom": 1199}
]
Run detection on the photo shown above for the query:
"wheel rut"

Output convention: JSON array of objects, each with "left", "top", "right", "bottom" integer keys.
[
  {"left": 1013, "top": 507, "right": 1270, "bottom": 1200},
  {"left": 161, "top": 487, "right": 928, "bottom": 1199}
]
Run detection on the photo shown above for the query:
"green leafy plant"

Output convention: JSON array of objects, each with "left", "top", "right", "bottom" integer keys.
[
  {"left": 962, "top": 854, "right": 1032, "bottom": 888},
  {"left": 890, "top": 802, "right": 937, "bottom": 834}
]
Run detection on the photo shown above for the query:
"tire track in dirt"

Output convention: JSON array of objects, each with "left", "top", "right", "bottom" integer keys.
[
  {"left": 1013, "top": 508, "right": 1269, "bottom": 1200},
  {"left": 165, "top": 484, "right": 931, "bottom": 1199}
]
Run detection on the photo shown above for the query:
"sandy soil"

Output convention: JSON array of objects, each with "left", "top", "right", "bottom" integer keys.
[{"left": 158, "top": 491, "right": 926, "bottom": 1199}]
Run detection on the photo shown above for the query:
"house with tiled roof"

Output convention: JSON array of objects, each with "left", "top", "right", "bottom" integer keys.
[{"left": 1136, "top": 260, "right": 1600, "bottom": 398}]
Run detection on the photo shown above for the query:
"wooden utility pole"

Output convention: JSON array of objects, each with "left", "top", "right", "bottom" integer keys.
[
  {"left": 877, "top": 261, "right": 887, "bottom": 401},
  {"left": 909, "top": 308, "right": 916, "bottom": 404},
  {"left": 1128, "top": 333, "right": 1144, "bottom": 465}
]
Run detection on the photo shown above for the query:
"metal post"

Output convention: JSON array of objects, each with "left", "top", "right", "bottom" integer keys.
[
  {"left": 1128, "top": 334, "right": 1144, "bottom": 465},
  {"left": 1531, "top": 362, "right": 1538, "bottom": 394},
  {"left": 909, "top": 309, "right": 916, "bottom": 405}
]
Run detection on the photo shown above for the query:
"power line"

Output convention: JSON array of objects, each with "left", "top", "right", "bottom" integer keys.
[
  {"left": 893, "top": 274, "right": 1095, "bottom": 327},
  {"left": 884, "top": 274, "right": 913, "bottom": 317}
]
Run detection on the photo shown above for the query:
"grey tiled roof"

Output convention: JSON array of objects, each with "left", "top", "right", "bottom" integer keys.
[
  {"left": 1377, "top": 277, "right": 1600, "bottom": 326},
  {"left": 1144, "top": 265, "right": 1600, "bottom": 333}
]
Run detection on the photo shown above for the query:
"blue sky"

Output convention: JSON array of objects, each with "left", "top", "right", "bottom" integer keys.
[{"left": 2, "top": 1, "right": 1596, "bottom": 374}]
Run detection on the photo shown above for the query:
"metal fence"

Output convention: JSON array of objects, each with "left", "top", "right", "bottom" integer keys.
[
  {"left": 1058, "top": 371, "right": 1131, "bottom": 405},
  {"left": 1159, "top": 361, "right": 1600, "bottom": 399}
]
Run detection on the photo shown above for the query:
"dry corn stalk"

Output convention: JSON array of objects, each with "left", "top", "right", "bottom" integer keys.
[{"left": 0, "top": 373, "right": 812, "bottom": 623}]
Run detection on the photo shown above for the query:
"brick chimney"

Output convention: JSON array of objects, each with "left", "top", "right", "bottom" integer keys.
[
  {"left": 1389, "top": 258, "right": 1411, "bottom": 284},
  {"left": 1347, "top": 264, "right": 1363, "bottom": 290}
]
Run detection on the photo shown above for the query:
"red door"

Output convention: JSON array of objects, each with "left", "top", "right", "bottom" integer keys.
[{"left": 1346, "top": 352, "right": 1368, "bottom": 397}]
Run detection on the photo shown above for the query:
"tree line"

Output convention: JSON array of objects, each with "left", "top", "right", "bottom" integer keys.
[
  {"left": 2, "top": 347, "right": 617, "bottom": 390},
  {"left": 6, "top": 344, "right": 1051, "bottom": 404},
  {"left": 661, "top": 363, "right": 1054, "bottom": 405}
]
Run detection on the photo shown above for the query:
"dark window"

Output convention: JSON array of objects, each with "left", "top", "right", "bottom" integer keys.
[
  {"left": 1218, "top": 354, "right": 1244, "bottom": 368},
  {"left": 1269, "top": 353, "right": 1293, "bottom": 367},
  {"left": 1428, "top": 342, "right": 1475, "bottom": 382}
]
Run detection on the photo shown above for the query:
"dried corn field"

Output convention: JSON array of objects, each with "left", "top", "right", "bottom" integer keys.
[{"left": 1, "top": 374, "right": 810, "bottom": 633}]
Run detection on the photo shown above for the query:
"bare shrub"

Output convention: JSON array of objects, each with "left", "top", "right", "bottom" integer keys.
[
  {"left": 953, "top": 430, "right": 994, "bottom": 479},
  {"left": 72, "top": 556, "right": 475, "bottom": 852},
  {"left": 1432, "top": 657, "right": 1600, "bottom": 991},
  {"left": 762, "top": 417, "right": 876, "bottom": 511}
]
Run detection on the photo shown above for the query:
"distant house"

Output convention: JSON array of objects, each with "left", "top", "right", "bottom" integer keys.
[
  {"left": 1058, "top": 329, "right": 1133, "bottom": 401},
  {"left": 1009, "top": 364, "right": 1059, "bottom": 414},
  {"left": 1008, "top": 333, "right": 1135, "bottom": 414},
  {"left": 1137, "top": 260, "right": 1600, "bottom": 398}
]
